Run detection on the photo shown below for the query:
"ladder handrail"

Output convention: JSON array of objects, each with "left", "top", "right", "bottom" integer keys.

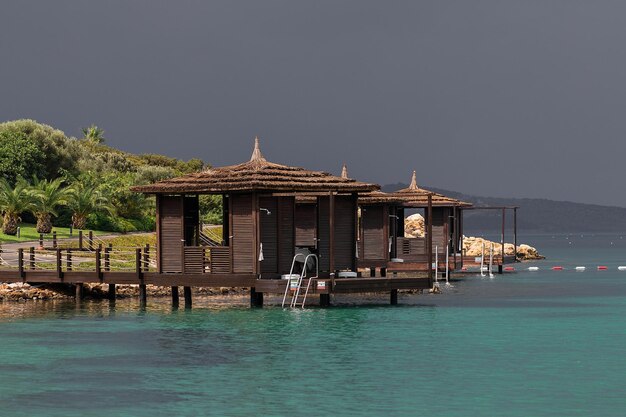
[
  {"left": 291, "top": 254, "right": 319, "bottom": 308},
  {"left": 282, "top": 253, "right": 319, "bottom": 308}
]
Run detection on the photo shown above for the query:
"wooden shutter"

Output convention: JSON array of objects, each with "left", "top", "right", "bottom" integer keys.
[
  {"left": 362, "top": 205, "right": 385, "bottom": 261},
  {"left": 278, "top": 197, "right": 295, "bottom": 274},
  {"left": 259, "top": 197, "right": 278, "bottom": 274},
  {"left": 159, "top": 195, "right": 183, "bottom": 273},
  {"left": 295, "top": 204, "right": 317, "bottom": 247},
  {"left": 334, "top": 196, "right": 356, "bottom": 270},
  {"left": 231, "top": 194, "right": 255, "bottom": 273}
]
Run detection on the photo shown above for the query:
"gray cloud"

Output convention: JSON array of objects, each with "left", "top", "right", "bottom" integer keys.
[{"left": 1, "top": 1, "right": 625, "bottom": 205}]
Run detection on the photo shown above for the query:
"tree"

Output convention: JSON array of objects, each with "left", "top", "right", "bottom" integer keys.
[
  {"left": 0, "top": 130, "right": 46, "bottom": 184},
  {"left": 0, "top": 178, "right": 33, "bottom": 235},
  {"left": 29, "top": 177, "right": 70, "bottom": 233},
  {"left": 0, "top": 119, "right": 81, "bottom": 181},
  {"left": 66, "top": 182, "right": 115, "bottom": 230},
  {"left": 82, "top": 124, "right": 105, "bottom": 144}
]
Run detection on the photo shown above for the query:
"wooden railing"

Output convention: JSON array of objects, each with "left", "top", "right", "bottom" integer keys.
[{"left": 182, "top": 246, "right": 231, "bottom": 274}]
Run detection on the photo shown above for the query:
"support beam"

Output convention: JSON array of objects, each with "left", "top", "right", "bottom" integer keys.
[
  {"left": 75, "top": 283, "right": 84, "bottom": 300},
  {"left": 498, "top": 264, "right": 503, "bottom": 275},
  {"left": 427, "top": 195, "right": 433, "bottom": 284},
  {"left": 139, "top": 284, "right": 147, "bottom": 306},
  {"left": 171, "top": 286, "right": 179, "bottom": 308},
  {"left": 390, "top": 289, "right": 398, "bottom": 305},
  {"left": 369, "top": 267, "right": 376, "bottom": 278},
  {"left": 380, "top": 267, "right": 387, "bottom": 277},
  {"left": 184, "top": 286, "right": 192, "bottom": 308},
  {"left": 250, "top": 288, "right": 263, "bottom": 307},
  {"left": 320, "top": 293, "right": 331, "bottom": 307},
  {"left": 108, "top": 283, "right": 116, "bottom": 301}
]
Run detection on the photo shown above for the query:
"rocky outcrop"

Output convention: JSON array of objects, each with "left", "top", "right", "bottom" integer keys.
[
  {"left": 462, "top": 237, "right": 544, "bottom": 261},
  {"left": 405, "top": 214, "right": 543, "bottom": 260},
  {"left": 405, "top": 213, "right": 425, "bottom": 238}
]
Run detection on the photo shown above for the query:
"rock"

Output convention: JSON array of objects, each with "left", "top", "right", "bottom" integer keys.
[
  {"left": 405, "top": 213, "right": 425, "bottom": 238},
  {"left": 404, "top": 216, "right": 544, "bottom": 260}
]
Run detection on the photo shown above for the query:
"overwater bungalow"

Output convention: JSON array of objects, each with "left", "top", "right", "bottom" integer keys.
[{"left": 130, "top": 138, "right": 432, "bottom": 306}]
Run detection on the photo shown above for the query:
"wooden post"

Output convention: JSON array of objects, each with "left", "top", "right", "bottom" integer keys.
[
  {"left": 143, "top": 244, "right": 150, "bottom": 272},
  {"left": 370, "top": 267, "right": 376, "bottom": 278},
  {"left": 29, "top": 247, "right": 35, "bottom": 270},
  {"left": 66, "top": 249, "right": 72, "bottom": 271},
  {"left": 513, "top": 208, "right": 518, "bottom": 262},
  {"left": 95, "top": 248, "right": 102, "bottom": 281},
  {"left": 103, "top": 245, "right": 114, "bottom": 300},
  {"left": 52, "top": 231, "right": 57, "bottom": 249},
  {"left": 320, "top": 293, "right": 331, "bottom": 307},
  {"left": 390, "top": 289, "right": 398, "bottom": 305},
  {"left": 88, "top": 231, "right": 94, "bottom": 251},
  {"left": 381, "top": 267, "right": 387, "bottom": 277},
  {"left": 136, "top": 248, "right": 146, "bottom": 306},
  {"left": 18, "top": 248, "right": 24, "bottom": 279},
  {"left": 104, "top": 246, "right": 110, "bottom": 271},
  {"left": 39, "top": 234, "right": 44, "bottom": 248},
  {"left": 75, "top": 283, "right": 84, "bottom": 300},
  {"left": 329, "top": 192, "right": 335, "bottom": 274},
  {"left": 56, "top": 248, "right": 62, "bottom": 280},
  {"left": 427, "top": 195, "right": 433, "bottom": 284},
  {"left": 501, "top": 208, "right": 505, "bottom": 274},
  {"left": 78, "top": 230, "right": 83, "bottom": 250},
  {"left": 250, "top": 288, "right": 263, "bottom": 307},
  {"left": 171, "top": 286, "right": 179, "bottom": 308},
  {"left": 184, "top": 286, "right": 192, "bottom": 308}
]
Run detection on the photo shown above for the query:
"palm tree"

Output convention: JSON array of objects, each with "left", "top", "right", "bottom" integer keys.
[
  {"left": 66, "top": 183, "right": 115, "bottom": 230},
  {"left": 29, "top": 177, "right": 70, "bottom": 234},
  {"left": 0, "top": 178, "right": 33, "bottom": 235},
  {"left": 81, "top": 124, "right": 105, "bottom": 144}
]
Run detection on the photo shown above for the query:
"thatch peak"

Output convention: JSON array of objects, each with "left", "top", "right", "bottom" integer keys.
[
  {"left": 409, "top": 170, "right": 418, "bottom": 190},
  {"left": 249, "top": 136, "right": 267, "bottom": 163},
  {"left": 341, "top": 163, "right": 348, "bottom": 179}
]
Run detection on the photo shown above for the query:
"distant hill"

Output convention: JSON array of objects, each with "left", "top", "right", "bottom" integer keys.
[{"left": 382, "top": 183, "right": 626, "bottom": 233}]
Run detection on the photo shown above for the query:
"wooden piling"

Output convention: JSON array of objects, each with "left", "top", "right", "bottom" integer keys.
[
  {"left": 250, "top": 288, "right": 263, "bottom": 307},
  {"left": 390, "top": 289, "right": 398, "bottom": 305},
  {"left": 108, "top": 284, "right": 116, "bottom": 301},
  {"left": 370, "top": 267, "right": 376, "bottom": 278},
  {"left": 184, "top": 286, "right": 192, "bottom": 308},
  {"left": 78, "top": 230, "right": 83, "bottom": 250},
  {"left": 139, "top": 284, "right": 147, "bottom": 306},
  {"left": 75, "top": 283, "right": 84, "bottom": 300},
  {"left": 171, "top": 286, "right": 179, "bottom": 308},
  {"left": 320, "top": 293, "right": 331, "bottom": 307}
]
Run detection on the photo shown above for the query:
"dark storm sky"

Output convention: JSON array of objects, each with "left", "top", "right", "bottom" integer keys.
[{"left": 2, "top": 1, "right": 625, "bottom": 206}]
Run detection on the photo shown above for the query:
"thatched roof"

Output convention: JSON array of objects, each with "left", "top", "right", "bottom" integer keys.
[
  {"left": 132, "top": 138, "right": 380, "bottom": 194},
  {"left": 390, "top": 171, "right": 472, "bottom": 207}
]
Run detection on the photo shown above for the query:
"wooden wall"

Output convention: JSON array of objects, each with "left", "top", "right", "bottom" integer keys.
[
  {"left": 295, "top": 204, "right": 317, "bottom": 247},
  {"left": 361, "top": 205, "right": 388, "bottom": 262},
  {"left": 317, "top": 195, "right": 357, "bottom": 273},
  {"left": 158, "top": 195, "right": 183, "bottom": 273},
  {"left": 231, "top": 194, "right": 255, "bottom": 273}
]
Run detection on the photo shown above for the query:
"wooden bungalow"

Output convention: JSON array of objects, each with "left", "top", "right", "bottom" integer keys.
[{"left": 130, "top": 139, "right": 432, "bottom": 305}]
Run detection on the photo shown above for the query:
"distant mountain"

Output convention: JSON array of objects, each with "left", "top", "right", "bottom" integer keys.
[{"left": 382, "top": 183, "right": 626, "bottom": 233}]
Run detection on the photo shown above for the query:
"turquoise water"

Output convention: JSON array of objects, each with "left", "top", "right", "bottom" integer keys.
[{"left": 1, "top": 234, "right": 626, "bottom": 417}]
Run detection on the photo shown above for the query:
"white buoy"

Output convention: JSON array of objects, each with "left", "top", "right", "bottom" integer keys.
[
  {"left": 618, "top": 266, "right": 626, "bottom": 271},
  {"left": 528, "top": 266, "right": 539, "bottom": 271},
  {"left": 575, "top": 266, "right": 586, "bottom": 271}
]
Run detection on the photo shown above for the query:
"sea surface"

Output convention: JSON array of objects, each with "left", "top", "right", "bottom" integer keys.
[{"left": 1, "top": 233, "right": 626, "bottom": 417}]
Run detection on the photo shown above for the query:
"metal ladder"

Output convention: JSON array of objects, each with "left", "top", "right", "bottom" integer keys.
[{"left": 282, "top": 253, "right": 319, "bottom": 309}]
